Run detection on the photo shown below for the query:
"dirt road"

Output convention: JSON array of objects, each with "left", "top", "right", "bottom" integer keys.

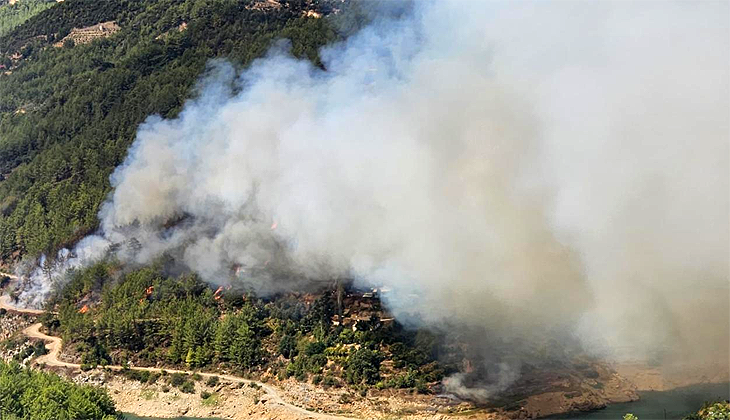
[{"left": 0, "top": 293, "right": 358, "bottom": 420}]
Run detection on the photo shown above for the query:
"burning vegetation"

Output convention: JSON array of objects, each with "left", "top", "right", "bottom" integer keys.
[
  {"left": 45, "top": 262, "right": 446, "bottom": 388},
  {"left": 36, "top": 260, "right": 648, "bottom": 418},
  {"left": 0, "top": 0, "right": 726, "bottom": 416}
]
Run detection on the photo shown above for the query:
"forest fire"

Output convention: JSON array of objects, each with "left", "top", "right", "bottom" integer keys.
[
  {"left": 139, "top": 285, "right": 154, "bottom": 303},
  {"left": 3, "top": 1, "right": 726, "bottom": 413}
]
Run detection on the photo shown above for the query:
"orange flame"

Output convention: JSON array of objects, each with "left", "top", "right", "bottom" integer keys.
[
  {"left": 139, "top": 286, "right": 155, "bottom": 304},
  {"left": 213, "top": 286, "right": 224, "bottom": 301},
  {"left": 78, "top": 305, "right": 89, "bottom": 314}
]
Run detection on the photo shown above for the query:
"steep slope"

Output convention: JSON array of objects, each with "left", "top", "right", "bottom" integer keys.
[
  {"left": 0, "top": 0, "right": 350, "bottom": 262},
  {"left": 0, "top": 0, "right": 55, "bottom": 38}
]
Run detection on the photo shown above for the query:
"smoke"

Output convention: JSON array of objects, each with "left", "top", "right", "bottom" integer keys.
[
  {"left": 16, "top": 0, "right": 729, "bottom": 397},
  {"left": 444, "top": 365, "right": 521, "bottom": 403}
]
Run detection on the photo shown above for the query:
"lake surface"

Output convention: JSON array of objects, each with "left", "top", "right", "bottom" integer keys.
[
  {"left": 122, "top": 382, "right": 729, "bottom": 420},
  {"left": 548, "top": 382, "right": 729, "bottom": 420}
]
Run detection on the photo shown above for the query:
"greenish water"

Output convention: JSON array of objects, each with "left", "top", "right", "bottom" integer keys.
[{"left": 548, "top": 382, "right": 729, "bottom": 420}]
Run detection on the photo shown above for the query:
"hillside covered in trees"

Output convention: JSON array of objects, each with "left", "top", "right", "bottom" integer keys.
[
  {"left": 0, "top": 0, "right": 54, "bottom": 38},
  {"left": 42, "top": 260, "right": 447, "bottom": 394},
  {"left": 0, "top": 0, "right": 366, "bottom": 262},
  {"left": 0, "top": 360, "right": 121, "bottom": 419},
  {"left": 0, "top": 0, "right": 445, "bottom": 398}
]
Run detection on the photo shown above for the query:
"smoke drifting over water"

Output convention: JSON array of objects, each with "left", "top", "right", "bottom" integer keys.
[{"left": 17, "top": 1, "right": 729, "bottom": 396}]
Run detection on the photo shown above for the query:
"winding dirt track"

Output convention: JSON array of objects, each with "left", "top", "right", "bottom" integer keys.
[{"left": 0, "top": 273, "right": 357, "bottom": 420}]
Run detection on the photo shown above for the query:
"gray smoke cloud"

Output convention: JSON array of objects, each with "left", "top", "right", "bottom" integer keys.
[{"left": 16, "top": 0, "right": 729, "bottom": 397}]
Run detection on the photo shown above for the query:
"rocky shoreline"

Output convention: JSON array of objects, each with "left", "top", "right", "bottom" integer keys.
[
  {"left": 101, "top": 362, "right": 729, "bottom": 420},
  {"left": 0, "top": 310, "right": 724, "bottom": 420},
  {"left": 97, "top": 367, "right": 641, "bottom": 420}
]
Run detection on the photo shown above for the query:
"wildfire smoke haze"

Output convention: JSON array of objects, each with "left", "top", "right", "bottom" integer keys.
[{"left": 14, "top": 0, "right": 729, "bottom": 397}]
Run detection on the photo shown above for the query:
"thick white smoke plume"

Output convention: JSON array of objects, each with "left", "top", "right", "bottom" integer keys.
[{"left": 17, "top": 0, "right": 729, "bottom": 395}]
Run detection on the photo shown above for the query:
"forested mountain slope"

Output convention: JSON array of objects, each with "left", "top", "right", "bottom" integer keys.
[
  {"left": 44, "top": 261, "right": 445, "bottom": 392},
  {"left": 0, "top": 0, "right": 55, "bottom": 38},
  {"left": 0, "top": 0, "right": 450, "bottom": 403},
  {"left": 0, "top": 0, "right": 356, "bottom": 262}
]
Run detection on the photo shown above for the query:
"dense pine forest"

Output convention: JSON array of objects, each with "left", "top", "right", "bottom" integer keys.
[
  {"left": 43, "top": 260, "right": 447, "bottom": 392},
  {"left": 0, "top": 1, "right": 726, "bottom": 418},
  {"left": 0, "top": 0, "right": 443, "bottom": 395},
  {"left": 0, "top": 0, "right": 363, "bottom": 261},
  {"left": 0, "top": 360, "right": 121, "bottom": 419},
  {"left": 0, "top": 0, "right": 54, "bottom": 38}
]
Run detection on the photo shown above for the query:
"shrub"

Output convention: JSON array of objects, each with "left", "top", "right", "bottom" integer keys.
[
  {"left": 415, "top": 380, "right": 429, "bottom": 394},
  {"left": 180, "top": 381, "right": 195, "bottom": 394},
  {"left": 344, "top": 348, "right": 381, "bottom": 385},
  {"left": 32, "top": 341, "right": 48, "bottom": 357},
  {"left": 338, "top": 329, "right": 355, "bottom": 344},
  {"left": 306, "top": 354, "right": 327, "bottom": 374},
  {"left": 170, "top": 373, "right": 186, "bottom": 387},
  {"left": 278, "top": 334, "right": 298, "bottom": 359},
  {"left": 305, "top": 341, "right": 326, "bottom": 356},
  {"left": 322, "top": 375, "right": 337, "bottom": 387},
  {"left": 201, "top": 391, "right": 218, "bottom": 406},
  {"left": 384, "top": 370, "right": 417, "bottom": 389},
  {"left": 122, "top": 369, "right": 150, "bottom": 383},
  {"left": 206, "top": 376, "right": 219, "bottom": 387},
  {"left": 81, "top": 343, "right": 110, "bottom": 367},
  {"left": 286, "top": 359, "right": 304, "bottom": 379},
  {"left": 138, "top": 370, "right": 150, "bottom": 383}
]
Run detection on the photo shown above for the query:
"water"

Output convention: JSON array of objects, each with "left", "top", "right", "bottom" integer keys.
[{"left": 548, "top": 382, "right": 729, "bottom": 420}]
